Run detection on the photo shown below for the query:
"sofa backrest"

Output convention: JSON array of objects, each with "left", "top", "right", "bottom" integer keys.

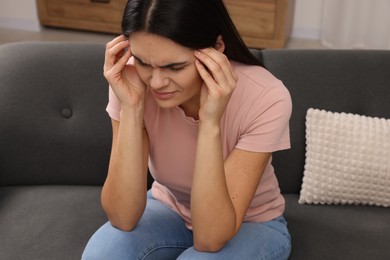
[
  {"left": 0, "top": 42, "right": 111, "bottom": 186},
  {"left": 2, "top": 42, "right": 390, "bottom": 192},
  {"left": 257, "top": 49, "right": 390, "bottom": 194}
]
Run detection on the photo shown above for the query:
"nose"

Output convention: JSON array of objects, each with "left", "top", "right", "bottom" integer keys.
[{"left": 150, "top": 69, "right": 169, "bottom": 90}]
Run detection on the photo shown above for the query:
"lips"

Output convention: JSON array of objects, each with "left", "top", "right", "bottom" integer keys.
[{"left": 152, "top": 90, "right": 177, "bottom": 100}]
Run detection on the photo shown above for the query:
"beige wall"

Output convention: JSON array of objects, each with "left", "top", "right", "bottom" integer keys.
[
  {"left": 0, "top": 0, "right": 324, "bottom": 39},
  {"left": 0, "top": 0, "right": 40, "bottom": 31},
  {"left": 292, "top": 0, "right": 324, "bottom": 39}
]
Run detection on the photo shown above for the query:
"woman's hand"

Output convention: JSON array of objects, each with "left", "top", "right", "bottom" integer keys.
[
  {"left": 194, "top": 48, "right": 238, "bottom": 124},
  {"left": 104, "top": 35, "right": 146, "bottom": 109}
]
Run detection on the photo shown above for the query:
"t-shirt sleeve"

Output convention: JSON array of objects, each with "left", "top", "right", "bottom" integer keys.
[
  {"left": 106, "top": 86, "right": 121, "bottom": 121},
  {"left": 235, "top": 82, "right": 292, "bottom": 153}
]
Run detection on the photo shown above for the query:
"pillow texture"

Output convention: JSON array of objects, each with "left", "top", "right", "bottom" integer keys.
[{"left": 299, "top": 108, "right": 390, "bottom": 207}]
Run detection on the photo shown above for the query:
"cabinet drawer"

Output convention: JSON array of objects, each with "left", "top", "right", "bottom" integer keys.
[
  {"left": 225, "top": 0, "right": 276, "bottom": 39},
  {"left": 38, "top": 0, "right": 127, "bottom": 33}
]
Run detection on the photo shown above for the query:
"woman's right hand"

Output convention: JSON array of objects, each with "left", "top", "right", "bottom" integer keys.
[{"left": 104, "top": 35, "right": 146, "bottom": 109}]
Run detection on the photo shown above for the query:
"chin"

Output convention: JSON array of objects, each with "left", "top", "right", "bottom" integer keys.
[{"left": 153, "top": 98, "right": 180, "bottom": 109}]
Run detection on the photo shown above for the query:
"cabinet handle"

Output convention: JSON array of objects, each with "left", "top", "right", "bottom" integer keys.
[{"left": 90, "top": 0, "right": 110, "bottom": 3}]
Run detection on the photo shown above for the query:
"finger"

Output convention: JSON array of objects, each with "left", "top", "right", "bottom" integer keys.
[
  {"left": 204, "top": 48, "right": 238, "bottom": 86},
  {"left": 195, "top": 49, "right": 226, "bottom": 87},
  {"left": 106, "top": 40, "right": 129, "bottom": 64},
  {"left": 196, "top": 48, "right": 237, "bottom": 88},
  {"left": 195, "top": 49, "right": 236, "bottom": 90},
  {"left": 104, "top": 40, "right": 130, "bottom": 72},
  {"left": 113, "top": 45, "right": 132, "bottom": 69},
  {"left": 106, "top": 35, "right": 127, "bottom": 49},
  {"left": 195, "top": 59, "right": 220, "bottom": 96},
  {"left": 105, "top": 35, "right": 128, "bottom": 65},
  {"left": 105, "top": 46, "right": 132, "bottom": 78}
]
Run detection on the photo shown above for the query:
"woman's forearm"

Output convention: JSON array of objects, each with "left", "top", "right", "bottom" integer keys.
[
  {"left": 191, "top": 121, "right": 236, "bottom": 252},
  {"left": 101, "top": 106, "right": 148, "bottom": 231}
]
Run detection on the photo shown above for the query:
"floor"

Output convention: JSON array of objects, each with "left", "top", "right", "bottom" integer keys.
[{"left": 0, "top": 26, "right": 327, "bottom": 49}]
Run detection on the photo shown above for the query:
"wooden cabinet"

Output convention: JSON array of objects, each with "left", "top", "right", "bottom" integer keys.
[
  {"left": 37, "top": 0, "right": 295, "bottom": 49},
  {"left": 37, "top": 0, "right": 127, "bottom": 34},
  {"left": 224, "top": 0, "right": 295, "bottom": 48}
]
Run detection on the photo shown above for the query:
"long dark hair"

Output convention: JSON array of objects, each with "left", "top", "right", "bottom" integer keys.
[{"left": 121, "top": 0, "right": 263, "bottom": 66}]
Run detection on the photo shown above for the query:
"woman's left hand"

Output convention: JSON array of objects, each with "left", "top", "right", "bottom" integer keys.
[{"left": 194, "top": 48, "right": 238, "bottom": 124}]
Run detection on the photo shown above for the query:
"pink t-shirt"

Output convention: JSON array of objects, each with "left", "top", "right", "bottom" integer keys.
[{"left": 106, "top": 60, "right": 292, "bottom": 229}]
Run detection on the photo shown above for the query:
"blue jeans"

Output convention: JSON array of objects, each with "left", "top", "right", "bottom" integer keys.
[{"left": 82, "top": 193, "right": 291, "bottom": 260}]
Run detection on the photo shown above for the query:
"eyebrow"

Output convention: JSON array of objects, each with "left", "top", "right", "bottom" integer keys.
[{"left": 132, "top": 54, "right": 189, "bottom": 68}]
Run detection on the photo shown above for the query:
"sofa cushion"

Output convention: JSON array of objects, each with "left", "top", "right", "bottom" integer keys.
[
  {"left": 284, "top": 194, "right": 390, "bottom": 260},
  {"left": 0, "top": 186, "right": 107, "bottom": 260},
  {"left": 300, "top": 108, "right": 390, "bottom": 207}
]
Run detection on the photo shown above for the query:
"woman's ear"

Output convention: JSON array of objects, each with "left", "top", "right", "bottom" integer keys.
[{"left": 215, "top": 35, "right": 225, "bottom": 53}]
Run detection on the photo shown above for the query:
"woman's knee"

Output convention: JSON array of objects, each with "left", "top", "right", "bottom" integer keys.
[
  {"left": 83, "top": 199, "right": 194, "bottom": 259},
  {"left": 178, "top": 217, "right": 291, "bottom": 260},
  {"left": 82, "top": 221, "right": 142, "bottom": 260}
]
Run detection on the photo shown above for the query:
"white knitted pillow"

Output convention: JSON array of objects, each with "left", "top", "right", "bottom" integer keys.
[{"left": 299, "top": 108, "right": 390, "bottom": 207}]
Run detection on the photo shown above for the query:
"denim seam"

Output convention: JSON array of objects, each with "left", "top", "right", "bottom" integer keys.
[{"left": 139, "top": 241, "right": 192, "bottom": 260}]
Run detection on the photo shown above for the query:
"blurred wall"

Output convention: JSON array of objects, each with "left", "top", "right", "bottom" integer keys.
[
  {"left": 0, "top": 0, "right": 40, "bottom": 31},
  {"left": 291, "top": 0, "right": 324, "bottom": 39}
]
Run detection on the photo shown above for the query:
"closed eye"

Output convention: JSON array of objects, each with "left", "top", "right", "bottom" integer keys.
[
  {"left": 134, "top": 57, "right": 150, "bottom": 67},
  {"left": 133, "top": 54, "right": 187, "bottom": 72},
  {"left": 168, "top": 66, "right": 184, "bottom": 72}
]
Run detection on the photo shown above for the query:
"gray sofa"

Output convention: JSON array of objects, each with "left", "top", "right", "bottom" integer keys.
[{"left": 0, "top": 41, "right": 389, "bottom": 260}]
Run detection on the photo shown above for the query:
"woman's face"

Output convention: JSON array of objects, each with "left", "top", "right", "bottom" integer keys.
[{"left": 129, "top": 31, "right": 203, "bottom": 118}]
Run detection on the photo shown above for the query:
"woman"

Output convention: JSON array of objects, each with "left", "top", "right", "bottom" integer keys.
[{"left": 83, "top": 0, "right": 292, "bottom": 259}]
